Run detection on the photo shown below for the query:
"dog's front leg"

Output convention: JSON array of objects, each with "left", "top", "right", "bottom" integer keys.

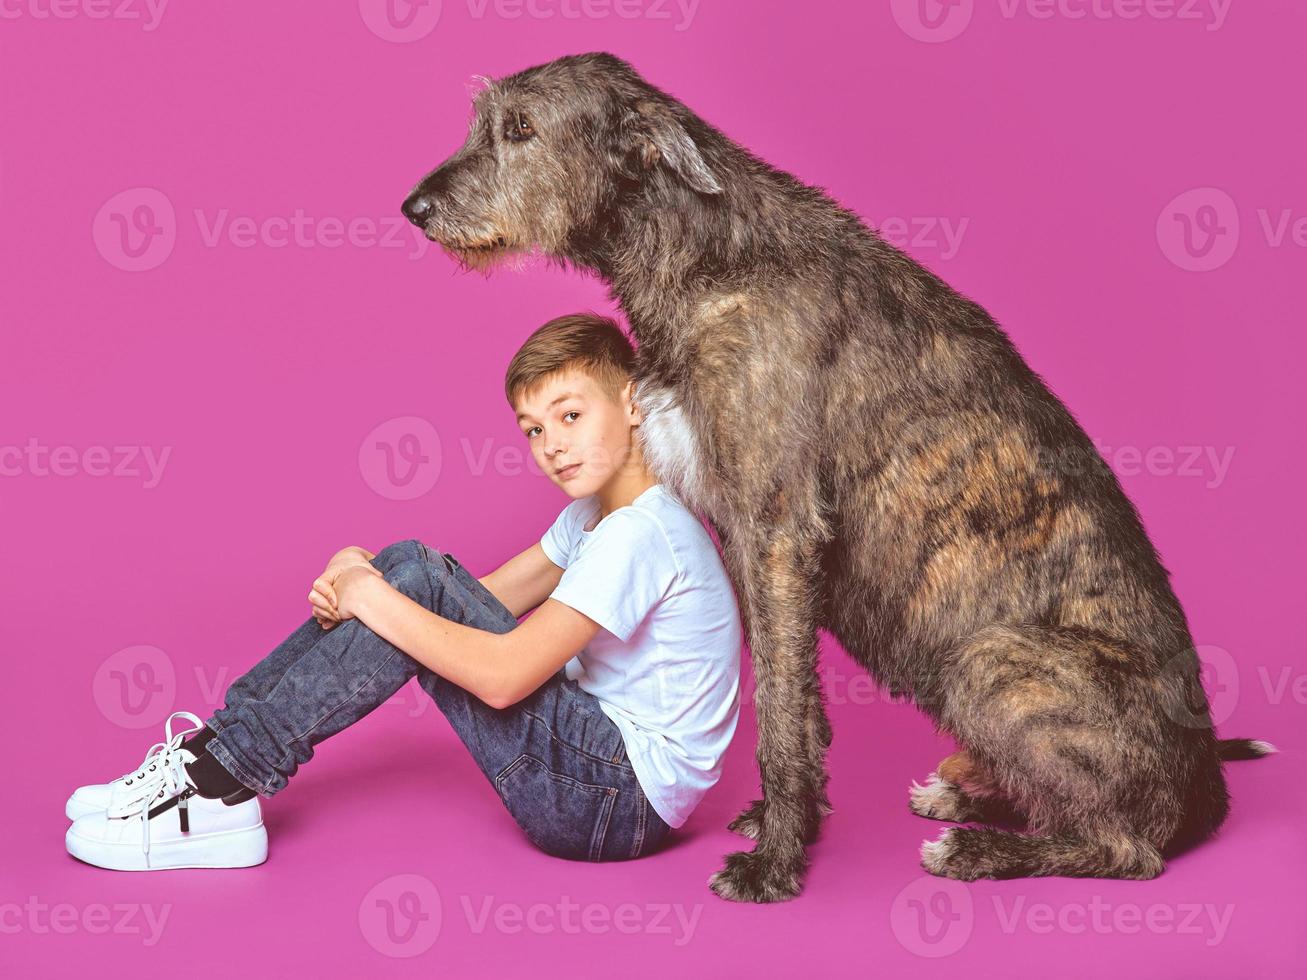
[{"left": 708, "top": 530, "right": 824, "bottom": 903}]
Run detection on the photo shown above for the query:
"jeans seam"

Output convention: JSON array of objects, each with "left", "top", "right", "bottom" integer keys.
[
  {"left": 592, "top": 788, "right": 617, "bottom": 862},
  {"left": 288, "top": 647, "right": 407, "bottom": 746},
  {"left": 631, "top": 778, "right": 648, "bottom": 858},
  {"left": 262, "top": 642, "right": 409, "bottom": 787}
]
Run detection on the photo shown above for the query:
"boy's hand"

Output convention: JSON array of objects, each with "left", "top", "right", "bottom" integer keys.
[
  {"left": 331, "top": 564, "right": 387, "bottom": 623},
  {"left": 310, "top": 547, "right": 378, "bottom": 629}
]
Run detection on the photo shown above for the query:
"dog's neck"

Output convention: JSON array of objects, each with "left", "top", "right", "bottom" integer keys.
[{"left": 565, "top": 158, "right": 824, "bottom": 358}]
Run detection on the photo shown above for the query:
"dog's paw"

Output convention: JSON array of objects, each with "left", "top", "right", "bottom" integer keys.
[
  {"left": 708, "top": 848, "right": 805, "bottom": 903},
  {"left": 908, "top": 773, "right": 967, "bottom": 822},
  {"left": 920, "top": 828, "right": 964, "bottom": 877},
  {"left": 727, "top": 799, "right": 766, "bottom": 840},
  {"left": 920, "top": 827, "right": 991, "bottom": 881}
]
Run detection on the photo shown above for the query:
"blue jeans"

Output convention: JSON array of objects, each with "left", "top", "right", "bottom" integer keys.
[{"left": 204, "top": 539, "right": 672, "bottom": 862}]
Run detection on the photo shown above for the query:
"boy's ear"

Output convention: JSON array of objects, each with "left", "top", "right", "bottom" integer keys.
[{"left": 624, "top": 380, "right": 643, "bottom": 425}]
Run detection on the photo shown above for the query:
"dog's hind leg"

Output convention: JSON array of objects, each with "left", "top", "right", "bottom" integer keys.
[
  {"left": 919, "top": 623, "right": 1210, "bottom": 880},
  {"left": 921, "top": 826, "right": 1163, "bottom": 880},
  {"left": 909, "top": 751, "right": 1022, "bottom": 824}
]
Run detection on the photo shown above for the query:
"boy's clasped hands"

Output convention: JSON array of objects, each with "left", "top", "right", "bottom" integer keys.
[{"left": 308, "top": 546, "right": 385, "bottom": 630}]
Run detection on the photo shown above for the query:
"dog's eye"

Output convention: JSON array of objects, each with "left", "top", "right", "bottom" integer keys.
[{"left": 505, "top": 112, "right": 535, "bottom": 143}]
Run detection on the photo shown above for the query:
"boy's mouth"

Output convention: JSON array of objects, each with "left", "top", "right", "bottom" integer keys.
[{"left": 556, "top": 463, "right": 582, "bottom": 481}]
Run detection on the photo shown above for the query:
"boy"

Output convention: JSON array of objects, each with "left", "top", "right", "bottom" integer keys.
[{"left": 65, "top": 313, "right": 744, "bottom": 869}]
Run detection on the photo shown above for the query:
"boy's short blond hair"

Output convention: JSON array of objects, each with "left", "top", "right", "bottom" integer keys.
[{"left": 504, "top": 313, "right": 637, "bottom": 409}]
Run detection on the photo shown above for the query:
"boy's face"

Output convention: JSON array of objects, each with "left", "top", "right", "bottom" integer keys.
[{"left": 515, "top": 370, "right": 643, "bottom": 498}]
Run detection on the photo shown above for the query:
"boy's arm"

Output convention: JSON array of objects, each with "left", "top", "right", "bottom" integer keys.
[
  {"left": 477, "top": 542, "right": 566, "bottom": 618},
  {"left": 353, "top": 580, "right": 599, "bottom": 709}
]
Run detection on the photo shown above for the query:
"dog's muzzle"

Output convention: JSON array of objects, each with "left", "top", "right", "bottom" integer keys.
[{"left": 401, "top": 192, "right": 435, "bottom": 228}]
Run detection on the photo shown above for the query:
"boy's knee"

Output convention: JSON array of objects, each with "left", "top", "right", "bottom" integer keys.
[
  {"left": 383, "top": 557, "right": 434, "bottom": 600},
  {"left": 371, "top": 539, "right": 428, "bottom": 571}
]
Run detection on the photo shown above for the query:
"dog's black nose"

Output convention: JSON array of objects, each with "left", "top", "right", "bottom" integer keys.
[{"left": 402, "top": 193, "right": 434, "bottom": 227}]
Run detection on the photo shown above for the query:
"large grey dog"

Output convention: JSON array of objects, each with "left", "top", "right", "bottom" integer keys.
[{"left": 400, "top": 52, "right": 1270, "bottom": 902}]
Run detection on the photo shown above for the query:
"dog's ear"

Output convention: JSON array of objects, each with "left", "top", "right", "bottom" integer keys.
[{"left": 616, "top": 100, "right": 723, "bottom": 195}]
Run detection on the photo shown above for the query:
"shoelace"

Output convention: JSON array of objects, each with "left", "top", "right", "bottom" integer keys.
[
  {"left": 118, "top": 710, "right": 205, "bottom": 791},
  {"left": 132, "top": 748, "right": 197, "bottom": 865}
]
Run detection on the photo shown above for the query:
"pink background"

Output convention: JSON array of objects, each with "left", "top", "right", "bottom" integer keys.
[{"left": 2, "top": 1, "right": 1303, "bottom": 976}]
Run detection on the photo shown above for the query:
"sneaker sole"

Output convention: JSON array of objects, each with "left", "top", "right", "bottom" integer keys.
[{"left": 65, "top": 822, "right": 269, "bottom": 871}]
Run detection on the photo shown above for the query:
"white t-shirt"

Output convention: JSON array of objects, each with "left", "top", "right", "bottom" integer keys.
[{"left": 538, "top": 483, "right": 742, "bottom": 829}]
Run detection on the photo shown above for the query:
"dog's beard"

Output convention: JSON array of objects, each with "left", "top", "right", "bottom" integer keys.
[{"left": 437, "top": 237, "right": 540, "bottom": 275}]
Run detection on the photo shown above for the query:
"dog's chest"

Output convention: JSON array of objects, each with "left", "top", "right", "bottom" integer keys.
[{"left": 632, "top": 378, "right": 715, "bottom": 514}]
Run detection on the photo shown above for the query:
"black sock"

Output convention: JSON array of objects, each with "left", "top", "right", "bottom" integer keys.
[
  {"left": 180, "top": 725, "right": 217, "bottom": 757},
  {"left": 181, "top": 727, "right": 251, "bottom": 800}
]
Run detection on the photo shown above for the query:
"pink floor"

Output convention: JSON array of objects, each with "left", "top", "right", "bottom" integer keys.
[
  {"left": 3, "top": 1, "right": 1305, "bottom": 976},
  {"left": 7, "top": 634, "right": 1303, "bottom": 977}
]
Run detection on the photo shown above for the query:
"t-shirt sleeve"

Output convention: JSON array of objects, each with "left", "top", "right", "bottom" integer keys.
[
  {"left": 539, "top": 499, "right": 584, "bottom": 569},
  {"left": 547, "top": 511, "right": 678, "bottom": 642}
]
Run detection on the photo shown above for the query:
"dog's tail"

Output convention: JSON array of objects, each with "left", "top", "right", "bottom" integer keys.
[{"left": 1217, "top": 738, "right": 1277, "bottom": 761}]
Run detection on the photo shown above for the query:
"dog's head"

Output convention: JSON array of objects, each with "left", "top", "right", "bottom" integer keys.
[{"left": 401, "top": 52, "right": 723, "bottom": 272}]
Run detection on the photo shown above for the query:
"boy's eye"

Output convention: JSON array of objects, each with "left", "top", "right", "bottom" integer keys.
[{"left": 522, "top": 412, "right": 576, "bottom": 439}]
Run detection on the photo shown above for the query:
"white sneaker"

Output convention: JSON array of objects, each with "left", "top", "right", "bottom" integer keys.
[
  {"left": 66, "top": 710, "right": 208, "bottom": 821},
  {"left": 65, "top": 741, "right": 268, "bottom": 871}
]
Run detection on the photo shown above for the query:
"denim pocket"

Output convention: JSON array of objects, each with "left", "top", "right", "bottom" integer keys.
[{"left": 494, "top": 754, "right": 617, "bottom": 862}]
